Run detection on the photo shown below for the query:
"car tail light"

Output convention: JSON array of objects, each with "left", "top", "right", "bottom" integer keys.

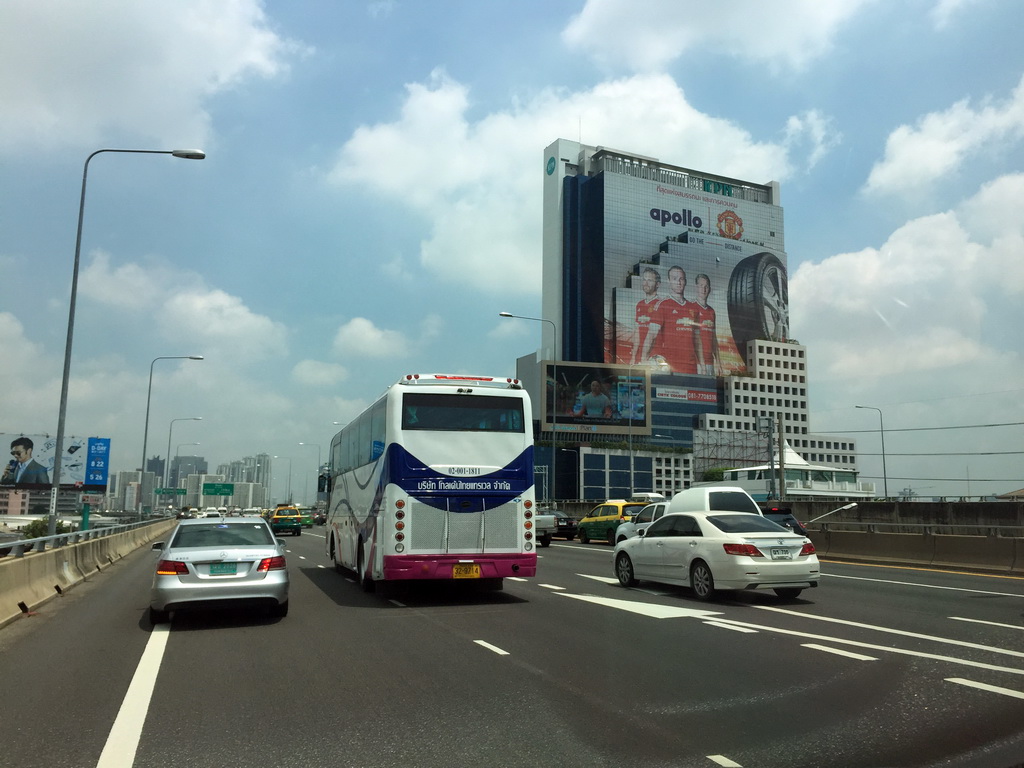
[
  {"left": 800, "top": 542, "right": 816, "bottom": 556},
  {"left": 156, "top": 560, "right": 189, "bottom": 575},
  {"left": 257, "top": 556, "right": 287, "bottom": 572},
  {"left": 723, "top": 543, "right": 764, "bottom": 557}
]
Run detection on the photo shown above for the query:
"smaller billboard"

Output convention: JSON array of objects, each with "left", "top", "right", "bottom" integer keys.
[
  {"left": 541, "top": 361, "right": 651, "bottom": 437},
  {"left": 0, "top": 433, "right": 111, "bottom": 491}
]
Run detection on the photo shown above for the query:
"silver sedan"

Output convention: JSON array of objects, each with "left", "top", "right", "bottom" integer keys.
[
  {"left": 613, "top": 511, "right": 819, "bottom": 600},
  {"left": 149, "top": 517, "right": 289, "bottom": 623}
]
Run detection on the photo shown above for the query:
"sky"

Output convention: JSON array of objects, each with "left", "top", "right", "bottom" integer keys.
[{"left": 2, "top": 0, "right": 1024, "bottom": 503}]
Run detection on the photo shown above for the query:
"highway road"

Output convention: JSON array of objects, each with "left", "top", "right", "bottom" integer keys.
[{"left": 1, "top": 528, "right": 1023, "bottom": 768}]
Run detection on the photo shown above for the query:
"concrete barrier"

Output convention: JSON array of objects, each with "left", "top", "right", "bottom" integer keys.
[
  {"left": 0, "top": 520, "right": 176, "bottom": 629},
  {"left": 930, "top": 534, "right": 1018, "bottom": 573},
  {"left": 818, "top": 528, "right": 1024, "bottom": 574}
]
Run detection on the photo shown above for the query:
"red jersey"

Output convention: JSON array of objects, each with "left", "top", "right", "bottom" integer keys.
[
  {"left": 652, "top": 298, "right": 698, "bottom": 374},
  {"left": 693, "top": 301, "right": 717, "bottom": 369},
  {"left": 633, "top": 297, "right": 661, "bottom": 362}
]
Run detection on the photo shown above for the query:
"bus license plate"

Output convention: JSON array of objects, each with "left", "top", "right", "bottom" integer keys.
[
  {"left": 453, "top": 564, "right": 480, "bottom": 579},
  {"left": 210, "top": 562, "right": 237, "bottom": 575},
  {"left": 769, "top": 548, "right": 792, "bottom": 560}
]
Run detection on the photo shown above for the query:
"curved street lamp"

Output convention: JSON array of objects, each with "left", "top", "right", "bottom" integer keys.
[
  {"left": 856, "top": 405, "right": 888, "bottom": 498},
  {"left": 140, "top": 355, "right": 203, "bottom": 508},
  {"left": 49, "top": 147, "right": 205, "bottom": 534},
  {"left": 273, "top": 455, "right": 292, "bottom": 504},
  {"left": 500, "top": 311, "right": 559, "bottom": 501},
  {"left": 165, "top": 417, "right": 202, "bottom": 488}
]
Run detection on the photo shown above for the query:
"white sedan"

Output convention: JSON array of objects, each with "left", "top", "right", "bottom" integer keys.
[{"left": 613, "top": 511, "right": 819, "bottom": 600}]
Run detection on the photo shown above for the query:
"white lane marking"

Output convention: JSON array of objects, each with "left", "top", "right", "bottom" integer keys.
[
  {"left": 317, "top": 564, "right": 326, "bottom": 568},
  {"left": 704, "top": 621, "right": 757, "bottom": 633},
  {"left": 297, "top": 555, "right": 307, "bottom": 560},
  {"left": 947, "top": 678, "right": 1024, "bottom": 700},
  {"left": 474, "top": 640, "right": 510, "bottom": 656},
  {"left": 950, "top": 616, "right": 1024, "bottom": 631},
  {"left": 756, "top": 606, "right": 1024, "bottom": 660},
  {"left": 389, "top": 599, "right": 406, "bottom": 607},
  {"left": 508, "top": 577, "right": 528, "bottom": 582},
  {"left": 707, "top": 756, "right": 742, "bottom": 767},
  {"left": 802, "top": 643, "right": 877, "bottom": 661},
  {"left": 96, "top": 624, "right": 171, "bottom": 768},
  {"left": 578, "top": 574, "right": 619, "bottom": 584},
  {"left": 558, "top": 593, "right": 722, "bottom": 619},
  {"left": 540, "top": 583, "right": 566, "bottom": 591},
  {"left": 825, "top": 573, "right": 1024, "bottom": 598}
]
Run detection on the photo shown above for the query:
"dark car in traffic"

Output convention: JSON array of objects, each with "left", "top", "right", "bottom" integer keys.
[
  {"left": 549, "top": 509, "right": 578, "bottom": 540},
  {"left": 763, "top": 507, "right": 810, "bottom": 536}
]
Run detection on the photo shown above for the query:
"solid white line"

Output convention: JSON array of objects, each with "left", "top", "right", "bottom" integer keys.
[
  {"left": 950, "top": 616, "right": 1024, "bottom": 631},
  {"left": 474, "top": 640, "right": 510, "bottom": 656},
  {"left": 704, "top": 621, "right": 758, "bottom": 633},
  {"left": 825, "top": 573, "right": 1024, "bottom": 598},
  {"left": 707, "top": 755, "right": 742, "bottom": 767},
  {"left": 540, "top": 583, "right": 566, "bottom": 591},
  {"left": 96, "top": 624, "right": 171, "bottom": 768},
  {"left": 802, "top": 643, "right": 877, "bottom": 661},
  {"left": 507, "top": 577, "right": 528, "bottom": 582},
  {"left": 946, "top": 678, "right": 1024, "bottom": 700},
  {"left": 578, "top": 574, "right": 619, "bottom": 584}
]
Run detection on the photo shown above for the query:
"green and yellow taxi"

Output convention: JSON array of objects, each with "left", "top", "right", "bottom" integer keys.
[
  {"left": 269, "top": 505, "right": 303, "bottom": 536},
  {"left": 299, "top": 508, "right": 314, "bottom": 528},
  {"left": 577, "top": 500, "right": 647, "bottom": 545}
]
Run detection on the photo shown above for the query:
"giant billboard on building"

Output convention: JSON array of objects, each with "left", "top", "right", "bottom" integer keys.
[
  {"left": 0, "top": 433, "right": 111, "bottom": 491},
  {"left": 539, "top": 361, "right": 651, "bottom": 437},
  {"left": 600, "top": 169, "right": 788, "bottom": 375}
]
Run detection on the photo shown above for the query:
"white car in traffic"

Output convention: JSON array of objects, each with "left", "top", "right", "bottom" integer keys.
[{"left": 613, "top": 511, "right": 819, "bottom": 600}]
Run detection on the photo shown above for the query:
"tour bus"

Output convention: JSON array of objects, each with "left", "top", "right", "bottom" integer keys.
[{"left": 325, "top": 373, "right": 538, "bottom": 592}]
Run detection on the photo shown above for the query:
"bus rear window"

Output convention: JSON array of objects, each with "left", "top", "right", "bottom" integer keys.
[{"left": 402, "top": 393, "right": 525, "bottom": 433}]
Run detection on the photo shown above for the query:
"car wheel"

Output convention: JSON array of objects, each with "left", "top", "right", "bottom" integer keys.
[
  {"left": 149, "top": 606, "right": 170, "bottom": 624},
  {"left": 296, "top": 529, "right": 301, "bottom": 536},
  {"left": 270, "top": 600, "right": 289, "bottom": 618},
  {"left": 727, "top": 251, "right": 789, "bottom": 366},
  {"left": 539, "top": 534, "right": 551, "bottom": 548},
  {"left": 579, "top": 529, "right": 590, "bottom": 544},
  {"left": 615, "top": 553, "right": 638, "bottom": 587},
  {"left": 606, "top": 529, "right": 616, "bottom": 545},
  {"left": 774, "top": 587, "right": 803, "bottom": 599},
  {"left": 330, "top": 539, "right": 344, "bottom": 574},
  {"left": 690, "top": 560, "right": 716, "bottom": 601}
]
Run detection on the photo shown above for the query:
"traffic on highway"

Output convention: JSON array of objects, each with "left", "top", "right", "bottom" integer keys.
[{"left": 2, "top": 519, "right": 1023, "bottom": 768}]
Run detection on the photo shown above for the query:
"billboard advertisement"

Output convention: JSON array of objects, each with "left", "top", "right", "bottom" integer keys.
[
  {"left": 540, "top": 361, "right": 651, "bottom": 437},
  {"left": 599, "top": 172, "right": 788, "bottom": 375},
  {"left": 0, "top": 434, "right": 111, "bottom": 491}
]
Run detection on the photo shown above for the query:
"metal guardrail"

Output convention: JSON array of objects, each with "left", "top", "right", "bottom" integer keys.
[
  {"left": 0, "top": 519, "right": 166, "bottom": 559},
  {"left": 816, "top": 522, "right": 1024, "bottom": 538}
]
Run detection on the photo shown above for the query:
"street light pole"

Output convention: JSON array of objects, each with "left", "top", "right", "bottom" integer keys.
[
  {"left": 298, "top": 443, "right": 321, "bottom": 506},
  {"left": 499, "top": 312, "right": 559, "bottom": 502},
  {"left": 274, "top": 456, "right": 292, "bottom": 504},
  {"left": 856, "top": 405, "right": 888, "bottom": 498},
  {"left": 140, "top": 355, "right": 202, "bottom": 509},
  {"left": 166, "top": 417, "right": 202, "bottom": 488},
  {"left": 49, "top": 147, "right": 205, "bottom": 534}
]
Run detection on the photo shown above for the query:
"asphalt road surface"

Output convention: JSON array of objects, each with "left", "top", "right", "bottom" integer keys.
[{"left": 1, "top": 529, "right": 1023, "bottom": 768}]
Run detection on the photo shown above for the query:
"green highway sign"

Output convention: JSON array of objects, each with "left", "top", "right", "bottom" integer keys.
[
  {"left": 156, "top": 488, "right": 187, "bottom": 495},
  {"left": 202, "top": 482, "right": 235, "bottom": 496}
]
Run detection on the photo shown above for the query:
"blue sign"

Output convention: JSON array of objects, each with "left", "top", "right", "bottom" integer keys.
[{"left": 86, "top": 437, "right": 111, "bottom": 487}]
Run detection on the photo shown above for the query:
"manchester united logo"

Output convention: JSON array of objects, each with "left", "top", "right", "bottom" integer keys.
[{"left": 717, "top": 210, "right": 743, "bottom": 240}]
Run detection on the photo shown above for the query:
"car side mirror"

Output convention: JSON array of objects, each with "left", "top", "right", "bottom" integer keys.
[
  {"left": 151, "top": 542, "right": 164, "bottom": 551},
  {"left": 638, "top": 529, "right": 646, "bottom": 537}
]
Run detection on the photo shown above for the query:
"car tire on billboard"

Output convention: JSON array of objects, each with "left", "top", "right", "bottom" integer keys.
[{"left": 727, "top": 252, "right": 789, "bottom": 365}]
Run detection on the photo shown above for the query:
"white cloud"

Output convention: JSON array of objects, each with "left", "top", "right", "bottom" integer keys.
[
  {"left": 161, "top": 289, "right": 288, "bottom": 362},
  {"left": 332, "top": 317, "right": 410, "bottom": 359},
  {"left": 329, "top": 71, "right": 811, "bottom": 295},
  {"left": 864, "top": 74, "right": 1024, "bottom": 196},
  {"left": 0, "top": 0, "right": 306, "bottom": 153},
  {"left": 79, "top": 251, "right": 171, "bottom": 311},
  {"left": 562, "top": 0, "right": 873, "bottom": 72},
  {"left": 292, "top": 359, "right": 348, "bottom": 387},
  {"left": 783, "top": 110, "right": 842, "bottom": 171}
]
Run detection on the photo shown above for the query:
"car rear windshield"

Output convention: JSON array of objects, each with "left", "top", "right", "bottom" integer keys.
[
  {"left": 707, "top": 515, "right": 790, "bottom": 534},
  {"left": 172, "top": 524, "right": 275, "bottom": 548},
  {"left": 707, "top": 491, "right": 761, "bottom": 514}
]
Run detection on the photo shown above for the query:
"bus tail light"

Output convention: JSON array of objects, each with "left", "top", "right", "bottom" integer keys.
[
  {"left": 524, "top": 521, "right": 532, "bottom": 530},
  {"left": 395, "top": 532, "right": 405, "bottom": 542},
  {"left": 395, "top": 521, "right": 405, "bottom": 530},
  {"left": 524, "top": 499, "right": 533, "bottom": 510}
]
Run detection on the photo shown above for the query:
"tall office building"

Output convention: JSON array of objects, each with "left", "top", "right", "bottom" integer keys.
[
  {"left": 518, "top": 139, "right": 856, "bottom": 500},
  {"left": 169, "top": 455, "right": 207, "bottom": 490}
]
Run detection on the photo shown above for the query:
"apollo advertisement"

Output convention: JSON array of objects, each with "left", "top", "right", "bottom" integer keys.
[
  {"left": 0, "top": 433, "right": 111, "bottom": 491},
  {"left": 539, "top": 361, "right": 651, "bottom": 437},
  {"left": 601, "top": 172, "right": 789, "bottom": 376}
]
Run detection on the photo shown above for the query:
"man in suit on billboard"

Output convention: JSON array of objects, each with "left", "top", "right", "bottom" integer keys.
[{"left": 1, "top": 437, "right": 50, "bottom": 485}]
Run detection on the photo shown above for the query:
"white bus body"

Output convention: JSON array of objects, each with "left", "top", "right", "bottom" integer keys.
[{"left": 325, "top": 373, "right": 538, "bottom": 590}]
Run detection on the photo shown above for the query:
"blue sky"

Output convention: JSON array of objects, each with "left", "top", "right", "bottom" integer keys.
[{"left": 2, "top": 0, "right": 1023, "bottom": 501}]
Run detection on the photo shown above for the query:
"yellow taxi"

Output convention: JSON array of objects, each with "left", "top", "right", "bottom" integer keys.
[
  {"left": 577, "top": 500, "right": 647, "bottom": 545},
  {"left": 269, "top": 505, "right": 302, "bottom": 536}
]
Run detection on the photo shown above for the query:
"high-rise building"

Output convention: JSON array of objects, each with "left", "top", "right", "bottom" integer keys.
[
  {"left": 169, "top": 454, "right": 207, "bottom": 490},
  {"left": 517, "top": 139, "right": 856, "bottom": 501}
]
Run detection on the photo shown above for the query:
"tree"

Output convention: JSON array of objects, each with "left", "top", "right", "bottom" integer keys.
[
  {"left": 21, "top": 518, "right": 72, "bottom": 539},
  {"left": 701, "top": 467, "right": 726, "bottom": 482}
]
